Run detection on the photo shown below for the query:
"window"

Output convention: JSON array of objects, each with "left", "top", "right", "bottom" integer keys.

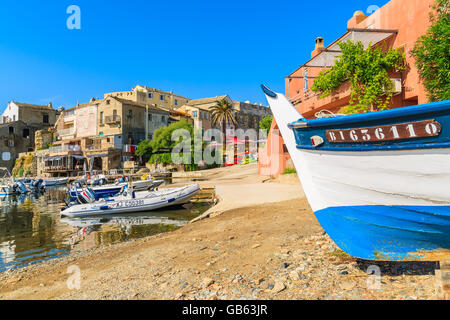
[
  {"left": 128, "top": 110, "right": 133, "bottom": 119},
  {"left": 192, "top": 111, "right": 198, "bottom": 118},
  {"left": 100, "top": 111, "right": 104, "bottom": 124},
  {"left": 161, "top": 116, "right": 166, "bottom": 122},
  {"left": 106, "top": 100, "right": 110, "bottom": 105},
  {"left": 43, "top": 114, "right": 49, "bottom": 124},
  {"left": 113, "top": 109, "right": 117, "bottom": 117},
  {"left": 148, "top": 113, "right": 152, "bottom": 121},
  {"left": 160, "top": 94, "right": 165, "bottom": 101},
  {"left": 175, "top": 99, "right": 178, "bottom": 106},
  {"left": 148, "top": 93, "right": 153, "bottom": 99},
  {"left": 23, "top": 128, "right": 30, "bottom": 138},
  {"left": 148, "top": 134, "right": 153, "bottom": 140},
  {"left": 8, "top": 127, "right": 14, "bottom": 134}
]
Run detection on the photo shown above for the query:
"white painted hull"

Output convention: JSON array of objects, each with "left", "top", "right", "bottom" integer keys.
[
  {"left": 61, "top": 184, "right": 200, "bottom": 217},
  {"left": 43, "top": 178, "right": 68, "bottom": 187},
  {"left": 295, "top": 148, "right": 450, "bottom": 212},
  {"left": 262, "top": 85, "right": 450, "bottom": 260}
]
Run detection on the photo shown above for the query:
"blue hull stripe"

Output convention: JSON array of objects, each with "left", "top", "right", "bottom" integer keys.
[
  {"left": 289, "top": 99, "right": 450, "bottom": 129},
  {"left": 315, "top": 205, "right": 450, "bottom": 261},
  {"left": 297, "top": 142, "right": 450, "bottom": 152}
]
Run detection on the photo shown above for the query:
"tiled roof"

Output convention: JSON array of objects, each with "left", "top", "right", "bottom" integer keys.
[
  {"left": 13, "top": 102, "right": 56, "bottom": 110},
  {"left": 187, "top": 95, "right": 229, "bottom": 106}
]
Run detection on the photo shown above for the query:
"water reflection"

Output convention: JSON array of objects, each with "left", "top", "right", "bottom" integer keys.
[{"left": 0, "top": 187, "right": 210, "bottom": 272}]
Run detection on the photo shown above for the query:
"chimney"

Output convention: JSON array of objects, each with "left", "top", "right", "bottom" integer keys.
[
  {"left": 311, "top": 37, "right": 325, "bottom": 58},
  {"left": 348, "top": 10, "right": 368, "bottom": 29}
]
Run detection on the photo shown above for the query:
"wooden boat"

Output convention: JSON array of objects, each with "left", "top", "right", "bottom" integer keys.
[
  {"left": 262, "top": 84, "right": 450, "bottom": 261},
  {"left": 61, "top": 184, "right": 200, "bottom": 217}
]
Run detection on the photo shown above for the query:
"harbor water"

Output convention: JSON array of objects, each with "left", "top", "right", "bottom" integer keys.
[{"left": 0, "top": 186, "right": 211, "bottom": 272}]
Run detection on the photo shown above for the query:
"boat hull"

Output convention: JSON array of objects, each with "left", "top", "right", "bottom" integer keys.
[
  {"left": 61, "top": 184, "right": 200, "bottom": 217},
  {"left": 262, "top": 85, "right": 450, "bottom": 261}
]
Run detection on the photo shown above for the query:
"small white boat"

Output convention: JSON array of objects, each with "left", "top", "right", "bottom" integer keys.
[
  {"left": 61, "top": 184, "right": 201, "bottom": 217},
  {"left": 68, "top": 179, "right": 165, "bottom": 200},
  {"left": 0, "top": 167, "right": 16, "bottom": 196},
  {"left": 43, "top": 177, "right": 68, "bottom": 187}
]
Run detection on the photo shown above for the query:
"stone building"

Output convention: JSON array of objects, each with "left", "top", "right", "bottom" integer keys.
[
  {"left": 1, "top": 101, "right": 59, "bottom": 126},
  {"left": 0, "top": 121, "right": 41, "bottom": 171},
  {"left": 105, "top": 85, "right": 190, "bottom": 111},
  {"left": 177, "top": 95, "right": 271, "bottom": 137},
  {"left": 45, "top": 94, "right": 171, "bottom": 176},
  {"left": 0, "top": 101, "right": 59, "bottom": 171}
]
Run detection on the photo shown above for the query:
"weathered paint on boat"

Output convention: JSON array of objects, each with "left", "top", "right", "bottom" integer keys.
[{"left": 262, "top": 84, "right": 450, "bottom": 261}]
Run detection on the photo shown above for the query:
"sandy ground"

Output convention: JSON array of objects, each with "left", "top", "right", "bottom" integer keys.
[{"left": 0, "top": 164, "right": 443, "bottom": 300}]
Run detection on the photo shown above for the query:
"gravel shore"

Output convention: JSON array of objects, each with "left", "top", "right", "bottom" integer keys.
[
  {"left": 0, "top": 165, "right": 443, "bottom": 300},
  {"left": 0, "top": 198, "right": 440, "bottom": 300}
]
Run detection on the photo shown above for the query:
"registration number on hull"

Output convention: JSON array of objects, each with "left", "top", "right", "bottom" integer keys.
[
  {"left": 326, "top": 120, "right": 441, "bottom": 143},
  {"left": 112, "top": 200, "right": 145, "bottom": 208}
]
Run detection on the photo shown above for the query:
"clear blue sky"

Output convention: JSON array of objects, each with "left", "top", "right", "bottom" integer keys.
[{"left": 0, "top": 0, "right": 390, "bottom": 111}]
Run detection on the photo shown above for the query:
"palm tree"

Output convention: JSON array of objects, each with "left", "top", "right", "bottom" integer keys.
[{"left": 210, "top": 99, "right": 237, "bottom": 165}]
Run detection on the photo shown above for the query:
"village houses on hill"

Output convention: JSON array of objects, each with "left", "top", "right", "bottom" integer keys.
[{"left": 4, "top": 85, "right": 271, "bottom": 177}]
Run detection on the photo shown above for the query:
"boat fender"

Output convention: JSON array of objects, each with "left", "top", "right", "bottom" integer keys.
[
  {"left": 168, "top": 198, "right": 175, "bottom": 203},
  {"left": 100, "top": 205, "right": 109, "bottom": 210}
]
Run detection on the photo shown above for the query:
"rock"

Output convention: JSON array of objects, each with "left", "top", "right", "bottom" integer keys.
[
  {"left": 282, "top": 262, "right": 291, "bottom": 269},
  {"left": 202, "top": 278, "right": 214, "bottom": 288},
  {"left": 252, "top": 244, "right": 261, "bottom": 249},
  {"left": 339, "top": 281, "right": 355, "bottom": 291},
  {"left": 289, "top": 270, "right": 300, "bottom": 281},
  {"left": 271, "top": 282, "right": 286, "bottom": 293}
]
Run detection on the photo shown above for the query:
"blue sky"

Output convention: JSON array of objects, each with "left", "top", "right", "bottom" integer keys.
[{"left": 0, "top": 0, "right": 390, "bottom": 111}]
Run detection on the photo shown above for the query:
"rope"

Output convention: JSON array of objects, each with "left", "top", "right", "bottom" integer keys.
[{"left": 314, "top": 109, "right": 346, "bottom": 118}]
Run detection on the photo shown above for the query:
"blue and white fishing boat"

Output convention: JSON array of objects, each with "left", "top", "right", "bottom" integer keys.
[{"left": 262, "top": 84, "right": 450, "bottom": 261}]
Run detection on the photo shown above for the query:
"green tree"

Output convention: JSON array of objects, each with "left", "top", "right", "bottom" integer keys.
[
  {"left": 311, "top": 40, "right": 405, "bottom": 114},
  {"left": 259, "top": 115, "right": 273, "bottom": 137},
  {"left": 137, "top": 119, "right": 201, "bottom": 169},
  {"left": 210, "top": 99, "right": 237, "bottom": 165},
  {"left": 411, "top": 0, "right": 450, "bottom": 102},
  {"left": 135, "top": 139, "right": 152, "bottom": 158}
]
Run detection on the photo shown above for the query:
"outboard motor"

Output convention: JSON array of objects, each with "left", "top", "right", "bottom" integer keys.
[
  {"left": 17, "top": 181, "right": 28, "bottom": 194},
  {"left": 77, "top": 188, "right": 96, "bottom": 204}
]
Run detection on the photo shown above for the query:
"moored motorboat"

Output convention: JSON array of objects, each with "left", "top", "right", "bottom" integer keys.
[
  {"left": 61, "top": 184, "right": 201, "bottom": 217},
  {"left": 43, "top": 177, "right": 68, "bottom": 187},
  {"left": 262, "top": 84, "right": 450, "bottom": 261},
  {"left": 67, "top": 179, "right": 165, "bottom": 200}
]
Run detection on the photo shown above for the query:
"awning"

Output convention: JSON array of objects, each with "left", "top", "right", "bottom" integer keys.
[
  {"left": 301, "top": 28, "right": 398, "bottom": 68},
  {"left": 72, "top": 155, "right": 85, "bottom": 159},
  {"left": 86, "top": 153, "right": 108, "bottom": 158},
  {"left": 44, "top": 156, "right": 65, "bottom": 161}
]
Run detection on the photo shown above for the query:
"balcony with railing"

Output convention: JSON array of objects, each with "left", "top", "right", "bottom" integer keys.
[
  {"left": 57, "top": 127, "right": 75, "bottom": 138},
  {"left": 63, "top": 110, "right": 76, "bottom": 123},
  {"left": 105, "top": 115, "right": 121, "bottom": 124},
  {"left": 49, "top": 144, "right": 81, "bottom": 153}
]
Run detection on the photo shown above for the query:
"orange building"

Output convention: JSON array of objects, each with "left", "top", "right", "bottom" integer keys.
[{"left": 259, "top": 0, "right": 435, "bottom": 176}]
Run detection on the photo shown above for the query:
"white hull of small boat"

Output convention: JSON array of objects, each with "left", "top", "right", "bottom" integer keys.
[
  {"left": 61, "top": 184, "right": 200, "bottom": 217},
  {"left": 133, "top": 179, "right": 163, "bottom": 191},
  {"left": 0, "top": 185, "right": 15, "bottom": 196},
  {"left": 43, "top": 177, "right": 68, "bottom": 187}
]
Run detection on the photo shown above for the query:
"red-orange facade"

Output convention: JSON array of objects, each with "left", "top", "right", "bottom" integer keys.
[{"left": 259, "top": 0, "right": 435, "bottom": 176}]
